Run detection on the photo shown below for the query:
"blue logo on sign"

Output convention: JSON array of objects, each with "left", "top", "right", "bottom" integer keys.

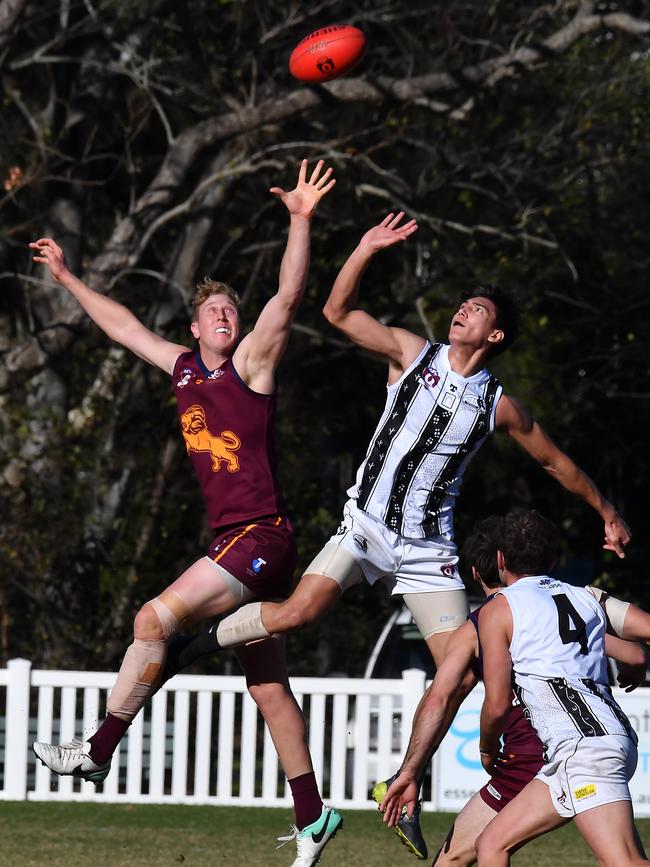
[
  {"left": 252, "top": 558, "right": 267, "bottom": 573},
  {"left": 449, "top": 710, "right": 483, "bottom": 770}
]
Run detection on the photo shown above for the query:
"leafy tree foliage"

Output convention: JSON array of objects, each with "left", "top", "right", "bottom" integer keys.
[{"left": 0, "top": 0, "right": 649, "bottom": 672}]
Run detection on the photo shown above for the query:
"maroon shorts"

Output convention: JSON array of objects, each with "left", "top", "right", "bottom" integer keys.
[
  {"left": 479, "top": 751, "right": 545, "bottom": 812},
  {"left": 207, "top": 515, "right": 297, "bottom": 600}
]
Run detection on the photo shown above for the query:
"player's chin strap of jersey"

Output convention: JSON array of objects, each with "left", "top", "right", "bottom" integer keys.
[{"left": 586, "top": 585, "right": 629, "bottom": 637}]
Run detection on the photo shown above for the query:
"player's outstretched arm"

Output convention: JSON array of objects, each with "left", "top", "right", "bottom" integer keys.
[
  {"left": 29, "top": 238, "right": 189, "bottom": 374},
  {"left": 380, "top": 624, "right": 478, "bottom": 827},
  {"left": 322, "top": 212, "right": 424, "bottom": 376},
  {"left": 604, "top": 634, "right": 646, "bottom": 667},
  {"left": 235, "top": 158, "right": 335, "bottom": 392},
  {"left": 478, "top": 596, "right": 513, "bottom": 771},
  {"left": 496, "top": 394, "right": 630, "bottom": 558}
]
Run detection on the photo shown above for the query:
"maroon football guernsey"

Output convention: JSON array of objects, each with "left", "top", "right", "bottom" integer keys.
[{"left": 172, "top": 351, "right": 286, "bottom": 529}]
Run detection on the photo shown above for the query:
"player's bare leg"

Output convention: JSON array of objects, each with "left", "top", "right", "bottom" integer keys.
[
  {"left": 574, "top": 800, "right": 649, "bottom": 866},
  {"left": 235, "top": 638, "right": 310, "bottom": 782},
  {"left": 235, "top": 638, "right": 320, "bottom": 821},
  {"left": 215, "top": 572, "right": 343, "bottom": 647},
  {"left": 474, "top": 779, "right": 566, "bottom": 866},
  {"left": 33, "top": 557, "right": 239, "bottom": 779},
  {"left": 104, "top": 556, "right": 238, "bottom": 718},
  {"left": 261, "top": 572, "right": 343, "bottom": 633},
  {"left": 432, "top": 792, "right": 497, "bottom": 866},
  {"left": 235, "top": 635, "right": 343, "bottom": 863}
]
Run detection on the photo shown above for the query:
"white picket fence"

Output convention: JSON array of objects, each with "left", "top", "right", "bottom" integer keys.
[
  {"left": 0, "top": 658, "right": 427, "bottom": 809},
  {"left": 4, "top": 659, "right": 650, "bottom": 816}
]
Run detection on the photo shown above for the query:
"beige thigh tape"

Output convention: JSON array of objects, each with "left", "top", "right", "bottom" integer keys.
[
  {"left": 205, "top": 556, "right": 255, "bottom": 604},
  {"left": 403, "top": 589, "right": 468, "bottom": 640},
  {"left": 304, "top": 542, "right": 363, "bottom": 592}
]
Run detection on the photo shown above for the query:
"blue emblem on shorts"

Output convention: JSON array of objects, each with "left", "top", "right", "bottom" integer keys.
[{"left": 252, "top": 558, "right": 267, "bottom": 573}]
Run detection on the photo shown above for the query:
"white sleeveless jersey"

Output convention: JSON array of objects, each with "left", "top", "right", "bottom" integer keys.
[
  {"left": 500, "top": 576, "right": 635, "bottom": 759},
  {"left": 348, "top": 342, "right": 502, "bottom": 540}
]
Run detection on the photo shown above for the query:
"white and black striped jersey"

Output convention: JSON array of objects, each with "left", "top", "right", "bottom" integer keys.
[
  {"left": 348, "top": 342, "right": 502, "bottom": 540},
  {"left": 499, "top": 576, "right": 636, "bottom": 759}
]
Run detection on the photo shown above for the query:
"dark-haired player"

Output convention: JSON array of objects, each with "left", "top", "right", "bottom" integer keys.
[
  {"left": 169, "top": 212, "right": 630, "bottom": 857},
  {"left": 477, "top": 510, "right": 647, "bottom": 866},
  {"left": 30, "top": 160, "right": 343, "bottom": 867},
  {"left": 378, "top": 514, "right": 646, "bottom": 865}
]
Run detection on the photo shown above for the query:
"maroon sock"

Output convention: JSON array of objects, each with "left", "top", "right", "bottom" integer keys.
[
  {"left": 288, "top": 772, "right": 323, "bottom": 830},
  {"left": 87, "top": 714, "right": 130, "bottom": 764}
]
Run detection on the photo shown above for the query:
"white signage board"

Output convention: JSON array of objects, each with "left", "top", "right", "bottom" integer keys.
[{"left": 432, "top": 684, "right": 650, "bottom": 816}]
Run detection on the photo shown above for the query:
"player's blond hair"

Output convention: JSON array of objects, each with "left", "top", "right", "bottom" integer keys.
[{"left": 191, "top": 278, "right": 241, "bottom": 321}]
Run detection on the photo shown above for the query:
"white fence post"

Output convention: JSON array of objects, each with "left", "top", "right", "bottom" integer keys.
[{"left": 5, "top": 658, "right": 32, "bottom": 800}]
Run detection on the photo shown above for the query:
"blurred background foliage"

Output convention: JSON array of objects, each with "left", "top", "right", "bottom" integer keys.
[{"left": 0, "top": 0, "right": 649, "bottom": 673}]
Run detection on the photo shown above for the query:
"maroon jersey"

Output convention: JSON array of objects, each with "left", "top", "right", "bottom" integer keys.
[{"left": 172, "top": 351, "right": 286, "bottom": 529}]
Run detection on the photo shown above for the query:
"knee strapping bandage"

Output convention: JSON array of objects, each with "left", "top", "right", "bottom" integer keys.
[
  {"left": 216, "top": 601, "right": 270, "bottom": 648},
  {"left": 107, "top": 638, "right": 166, "bottom": 721},
  {"left": 150, "top": 589, "right": 191, "bottom": 639}
]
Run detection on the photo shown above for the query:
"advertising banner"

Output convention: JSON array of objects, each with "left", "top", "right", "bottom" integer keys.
[{"left": 432, "top": 685, "right": 650, "bottom": 816}]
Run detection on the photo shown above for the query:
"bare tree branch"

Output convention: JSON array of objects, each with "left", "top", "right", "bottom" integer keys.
[{"left": 0, "top": 0, "right": 28, "bottom": 55}]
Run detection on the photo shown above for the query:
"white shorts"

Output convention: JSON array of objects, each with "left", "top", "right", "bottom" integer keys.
[
  {"left": 305, "top": 499, "right": 464, "bottom": 596},
  {"left": 537, "top": 734, "right": 637, "bottom": 818}
]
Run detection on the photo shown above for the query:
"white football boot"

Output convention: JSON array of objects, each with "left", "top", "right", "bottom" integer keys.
[
  {"left": 276, "top": 806, "right": 343, "bottom": 866},
  {"left": 33, "top": 739, "right": 111, "bottom": 784}
]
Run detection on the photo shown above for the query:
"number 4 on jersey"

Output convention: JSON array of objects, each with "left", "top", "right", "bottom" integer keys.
[{"left": 553, "top": 593, "right": 588, "bottom": 655}]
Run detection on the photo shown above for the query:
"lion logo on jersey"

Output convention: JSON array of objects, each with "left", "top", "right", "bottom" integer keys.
[{"left": 180, "top": 404, "right": 241, "bottom": 473}]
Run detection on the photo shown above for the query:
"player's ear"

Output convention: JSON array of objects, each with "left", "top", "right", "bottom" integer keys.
[
  {"left": 488, "top": 328, "right": 504, "bottom": 347},
  {"left": 190, "top": 320, "right": 200, "bottom": 340},
  {"left": 471, "top": 566, "right": 481, "bottom": 582},
  {"left": 496, "top": 550, "right": 505, "bottom": 577}
]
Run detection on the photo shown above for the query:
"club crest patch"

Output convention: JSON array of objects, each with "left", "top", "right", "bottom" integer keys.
[
  {"left": 176, "top": 369, "right": 193, "bottom": 388},
  {"left": 353, "top": 534, "right": 368, "bottom": 553},
  {"left": 421, "top": 362, "right": 440, "bottom": 390}
]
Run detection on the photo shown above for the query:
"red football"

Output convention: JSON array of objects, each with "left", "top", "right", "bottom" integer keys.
[{"left": 289, "top": 24, "right": 366, "bottom": 83}]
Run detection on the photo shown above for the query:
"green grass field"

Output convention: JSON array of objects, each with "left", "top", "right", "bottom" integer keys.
[{"left": 1, "top": 802, "right": 648, "bottom": 866}]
